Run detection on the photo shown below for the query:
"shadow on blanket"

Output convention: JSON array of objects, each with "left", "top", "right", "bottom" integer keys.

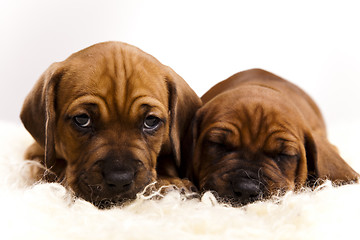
[{"left": 1, "top": 121, "right": 359, "bottom": 240}]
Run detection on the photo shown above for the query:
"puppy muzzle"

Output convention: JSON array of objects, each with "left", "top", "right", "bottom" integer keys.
[
  {"left": 202, "top": 169, "right": 265, "bottom": 206},
  {"left": 76, "top": 154, "right": 151, "bottom": 207}
]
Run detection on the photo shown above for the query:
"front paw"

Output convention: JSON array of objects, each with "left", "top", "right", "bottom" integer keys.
[{"left": 156, "top": 177, "right": 198, "bottom": 194}]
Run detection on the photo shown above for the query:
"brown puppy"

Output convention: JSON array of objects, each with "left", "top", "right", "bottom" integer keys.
[
  {"left": 21, "top": 41, "right": 201, "bottom": 207},
  {"left": 182, "top": 68, "right": 359, "bottom": 205}
]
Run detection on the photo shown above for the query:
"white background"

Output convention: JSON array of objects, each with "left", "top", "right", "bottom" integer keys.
[{"left": 1, "top": 1, "right": 359, "bottom": 137}]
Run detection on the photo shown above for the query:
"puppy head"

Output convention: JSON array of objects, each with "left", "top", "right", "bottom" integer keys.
[
  {"left": 187, "top": 86, "right": 358, "bottom": 206},
  {"left": 20, "top": 42, "right": 201, "bottom": 206}
]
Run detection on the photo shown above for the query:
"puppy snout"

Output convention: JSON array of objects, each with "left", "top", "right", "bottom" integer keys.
[
  {"left": 103, "top": 169, "right": 134, "bottom": 191},
  {"left": 231, "top": 177, "right": 261, "bottom": 203},
  {"left": 99, "top": 154, "right": 140, "bottom": 193},
  {"left": 104, "top": 170, "right": 134, "bottom": 191}
]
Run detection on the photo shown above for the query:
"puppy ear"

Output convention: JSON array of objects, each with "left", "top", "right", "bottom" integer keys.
[
  {"left": 304, "top": 131, "right": 359, "bottom": 184},
  {"left": 165, "top": 70, "right": 202, "bottom": 169},
  {"left": 20, "top": 63, "right": 63, "bottom": 169},
  {"left": 180, "top": 109, "right": 203, "bottom": 183}
]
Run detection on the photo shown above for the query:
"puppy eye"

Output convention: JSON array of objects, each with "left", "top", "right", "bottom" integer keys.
[
  {"left": 275, "top": 153, "right": 298, "bottom": 162},
  {"left": 143, "top": 115, "right": 161, "bottom": 132},
  {"left": 206, "top": 140, "right": 226, "bottom": 148},
  {"left": 205, "top": 139, "right": 233, "bottom": 153},
  {"left": 73, "top": 114, "right": 91, "bottom": 128}
]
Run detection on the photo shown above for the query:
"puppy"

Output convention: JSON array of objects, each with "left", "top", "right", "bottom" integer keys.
[
  {"left": 182, "top": 68, "right": 359, "bottom": 205},
  {"left": 21, "top": 41, "right": 201, "bottom": 207}
]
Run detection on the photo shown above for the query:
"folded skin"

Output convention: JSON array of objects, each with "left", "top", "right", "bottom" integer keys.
[
  {"left": 182, "top": 68, "right": 359, "bottom": 206},
  {"left": 21, "top": 41, "right": 201, "bottom": 208}
]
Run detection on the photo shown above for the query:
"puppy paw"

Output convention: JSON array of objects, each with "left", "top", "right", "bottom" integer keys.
[{"left": 156, "top": 176, "right": 198, "bottom": 194}]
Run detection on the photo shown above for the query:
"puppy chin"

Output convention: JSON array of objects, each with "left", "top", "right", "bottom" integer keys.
[
  {"left": 201, "top": 177, "right": 263, "bottom": 206},
  {"left": 200, "top": 169, "right": 292, "bottom": 206},
  {"left": 76, "top": 186, "right": 137, "bottom": 208},
  {"left": 212, "top": 181, "right": 295, "bottom": 207},
  {"left": 67, "top": 167, "right": 154, "bottom": 208},
  {"left": 74, "top": 177, "right": 153, "bottom": 209}
]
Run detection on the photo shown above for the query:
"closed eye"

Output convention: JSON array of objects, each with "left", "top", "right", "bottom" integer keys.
[
  {"left": 204, "top": 139, "right": 235, "bottom": 155},
  {"left": 275, "top": 153, "right": 299, "bottom": 163}
]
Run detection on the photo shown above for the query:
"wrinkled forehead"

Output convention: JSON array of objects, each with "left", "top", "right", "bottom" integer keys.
[
  {"left": 200, "top": 85, "right": 302, "bottom": 125},
  {"left": 56, "top": 46, "right": 169, "bottom": 114},
  {"left": 198, "top": 87, "right": 303, "bottom": 149}
]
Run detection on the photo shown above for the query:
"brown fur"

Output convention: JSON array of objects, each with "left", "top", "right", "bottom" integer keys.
[
  {"left": 21, "top": 42, "right": 201, "bottom": 207},
  {"left": 182, "top": 68, "right": 358, "bottom": 205}
]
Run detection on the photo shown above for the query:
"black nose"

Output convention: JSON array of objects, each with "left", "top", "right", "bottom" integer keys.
[
  {"left": 231, "top": 177, "right": 261, "bottom": 203},
  {"left": 103, "top": 170, "right": 134, "bottom": 192}
]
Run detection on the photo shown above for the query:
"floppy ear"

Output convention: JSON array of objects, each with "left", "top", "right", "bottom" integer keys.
[
  {"left": 304, "top": 131, "right": 359, "bottom": 184},
  {"left": 20, "top": 63, "right": 63, "bottom": 169},
  {"left": 165, "top": 70, "right": 202, "bottom": 169},
  {"left": 179, "top": 108, "right": 204, "bottom": 184}
]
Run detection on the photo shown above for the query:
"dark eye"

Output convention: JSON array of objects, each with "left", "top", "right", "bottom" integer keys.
[
  {"left": 73, "top": 114, "right": 91, "bottom": 128},
  {"left": 143, "top": 115, "right": 161, "bottom": 132}
]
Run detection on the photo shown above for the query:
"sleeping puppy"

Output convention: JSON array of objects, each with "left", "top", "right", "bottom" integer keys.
[
  {"left": 182, "top": 68, "right": 359, "bottom": 205},
  {"left": 21, "top": 41, "right": 201, "bottom": 207}
]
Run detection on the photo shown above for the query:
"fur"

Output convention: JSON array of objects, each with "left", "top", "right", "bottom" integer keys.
[{"left": 1, "top": 120, "right": 359, "bottom": 240}]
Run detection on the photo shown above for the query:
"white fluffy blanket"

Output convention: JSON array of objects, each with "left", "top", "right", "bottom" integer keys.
[{"left": 1, "top": 121, "right": 360, "bottom": 240}]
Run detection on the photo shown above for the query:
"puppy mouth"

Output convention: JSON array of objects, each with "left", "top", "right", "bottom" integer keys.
[
  {"left": 210, "top": 192, "right": 264, "bottom": 207},
  {"left": 74, "top": 169, "right": 154, "bottom": 208},
  {"left": 203, "top": 182, "right": 266, "bottom": 207},
  {"left": 92, "top": 181, "right": 154, "bottom": 209},
  {"left": 202, "top": 171, "right": 294, "bottom": 207},
  {"left": 200, "top": 159, "right": 295, "bottom": 206},
  {"left": 201, "top": 170, "right": 268, "bottom": 206},
  {"left": 78, "top": 178, "right": 153, "bottom": 208}
]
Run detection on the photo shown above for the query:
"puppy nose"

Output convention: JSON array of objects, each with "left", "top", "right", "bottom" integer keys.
[
  {"left": 103, "top": 170, "right": 134, "bottom": 191},
  {"left": 231, "top": 178, "right": 261, "bottom": 203}
]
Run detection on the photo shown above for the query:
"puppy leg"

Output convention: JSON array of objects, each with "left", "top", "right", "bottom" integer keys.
[
  {"left": 24, "top": 142, "right": 66, "bottom": 182},
  {"left": 24, "top": 142, "right": 48, "bottom": 181}
]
